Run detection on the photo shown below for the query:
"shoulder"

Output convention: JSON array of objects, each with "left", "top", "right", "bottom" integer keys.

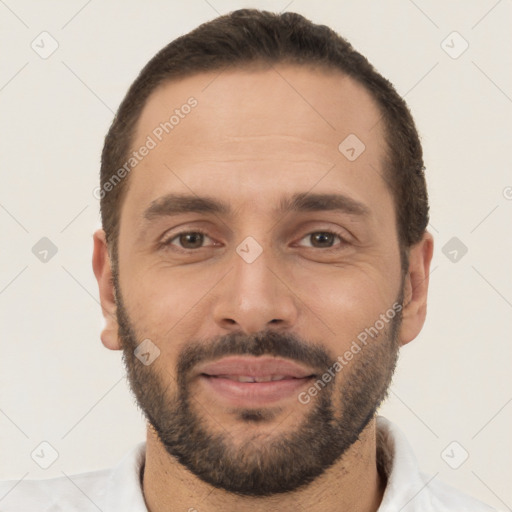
[
  {"left": 424, "top": 475, "right": 501, "bottom": 512},
  {"left": 0, "top": 442, "right": 147, "bottom": 512},
  {"left": 0, "top": 468, "right": 111, "bottom": 512},
  {"left": 376, "top": 416, "right": 502, "bottom": 512}
]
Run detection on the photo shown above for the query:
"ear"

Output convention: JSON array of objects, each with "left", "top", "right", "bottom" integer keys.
[
  {"left": 399, "top": 231, "right": 434, "bottom": 346},
  {"left": 92, "top": 229, "right": 121, "bottom": 350}
]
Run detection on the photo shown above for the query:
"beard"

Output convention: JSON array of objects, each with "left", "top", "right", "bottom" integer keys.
[{"left": 115, "top": 282, "right": 402, "bottom": 497}]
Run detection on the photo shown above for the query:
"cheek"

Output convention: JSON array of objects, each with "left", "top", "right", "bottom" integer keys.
[
  {"left": 293, "top": 262, "right": 399, "bottom": 344},
  {"left": 121, "top": 267, "right": 220, "bottom": 351}
]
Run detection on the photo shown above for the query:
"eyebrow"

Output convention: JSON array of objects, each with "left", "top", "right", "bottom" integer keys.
[
  {"left": 142, "top": 191, "right": 370, "bottom": 222},
  {"left": 280, "top": 192, "right": 370, "bottom": 217}
]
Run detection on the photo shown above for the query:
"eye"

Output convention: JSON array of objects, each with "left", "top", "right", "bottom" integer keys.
[
  {"left": 161, "top": 230, "right": 215, "bottom": 250},
  {"left": 297, "top": 230, "right": 347, "bottom": 249}
]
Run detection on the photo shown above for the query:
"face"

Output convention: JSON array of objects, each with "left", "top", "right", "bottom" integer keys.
[{"left": 109, "top": 65, "right": 410, "bottom": 496}]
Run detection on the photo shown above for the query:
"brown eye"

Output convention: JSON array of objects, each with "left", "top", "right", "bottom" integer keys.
[
  {"left": 309, "top": 232, "right": 336, "bottom": 248},
  {"left": 298, "top": 231, "right": 345, "bottom": 249},
  {"left": 178, "top": 232, "right": 205, "bottom": 249},
  {"left": 161, "top": 231, "right": 214, "bottom": 250}
]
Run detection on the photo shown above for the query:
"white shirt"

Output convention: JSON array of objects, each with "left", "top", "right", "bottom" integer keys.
[{"left": 0, "top": 416, "right": 500, "bottom": 511}]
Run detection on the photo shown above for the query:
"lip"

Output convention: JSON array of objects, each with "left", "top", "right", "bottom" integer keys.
[
  {"left": 196, "top": 356, "right": 316, "bottom": 379},
  {"left": 196, "top": 356, "right": 317, "bottom": 406},
  {"left": 200, "top": 374, "right": 315, "bottom": 406}
]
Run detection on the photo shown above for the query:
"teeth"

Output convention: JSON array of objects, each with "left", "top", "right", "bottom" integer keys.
[
  {"left": 216, "top": 375, "right": 289, "bottom": 382},
  {"left": 237, "top": 376, "right": 257, "bottom": 383}
]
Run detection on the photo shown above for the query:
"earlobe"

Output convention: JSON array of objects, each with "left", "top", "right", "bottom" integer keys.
[
  {"left": 399, "top": 231, "right": 434, "bottom": 346},
  {"left": 92, "top": 229, "right": 122, "bottom": 351}
]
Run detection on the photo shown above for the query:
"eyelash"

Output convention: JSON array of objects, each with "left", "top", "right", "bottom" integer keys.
[{"left": 159, "top": 229, "right": 349, "bottom": 252}]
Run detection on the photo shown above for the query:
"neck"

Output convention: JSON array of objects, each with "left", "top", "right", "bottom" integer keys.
[{"left": 141, "top": 418, "right": 386, "bottom": 512}]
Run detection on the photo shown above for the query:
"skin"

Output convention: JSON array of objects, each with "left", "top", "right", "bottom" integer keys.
[{"left": 93, "top": 64, "right": 433, "bottom": 512}]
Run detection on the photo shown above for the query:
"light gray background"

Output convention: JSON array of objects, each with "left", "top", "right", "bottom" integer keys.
[{"left": 1, "top": 0, "right": 511, "bottom": 509}]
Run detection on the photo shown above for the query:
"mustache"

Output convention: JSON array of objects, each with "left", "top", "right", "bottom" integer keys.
[{"left": 176, "top": 329, "right": 334, "bottom": 379}]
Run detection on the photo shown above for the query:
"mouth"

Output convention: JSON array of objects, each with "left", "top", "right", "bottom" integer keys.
[
  {"left": 204, "top": 374, "right": 312, "bottom": 383},
  {"left": 195, "top": 356, "right": 318, "bottom": 406},
  {"left": 199, "top": 373, "right": 316, "bottom": 406}
]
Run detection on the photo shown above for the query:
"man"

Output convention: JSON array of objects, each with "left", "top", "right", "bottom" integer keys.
[{"left": 0, "top": 8, "right": 500, "bottom": 512}]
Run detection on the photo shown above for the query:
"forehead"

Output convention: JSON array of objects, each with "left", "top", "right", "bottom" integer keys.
[
  {"left": 134, "top": 64, "right": 385, "bottom": 155},
  {"left": 121, "top": 64, "right": 391, "bottom": 228}
]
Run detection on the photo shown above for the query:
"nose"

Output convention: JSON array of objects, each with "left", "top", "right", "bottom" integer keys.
[{"left": 212, "top": 245, "right": 299, "bottom": 334}]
